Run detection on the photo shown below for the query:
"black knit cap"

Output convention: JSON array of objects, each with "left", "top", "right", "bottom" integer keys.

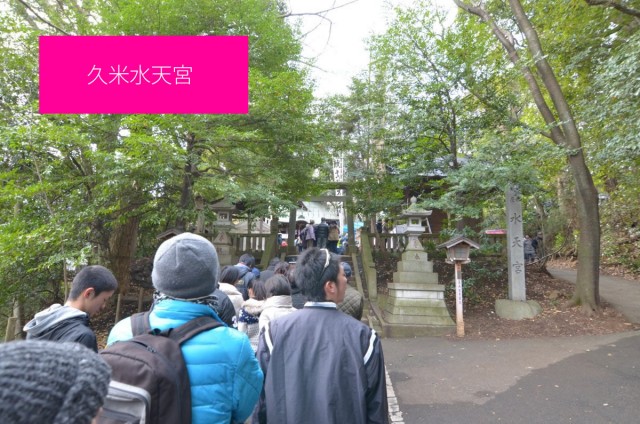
[
  {"left": 0, "top": 340, "right": 111, "bottom": 424},
  {"left": 341, "top": 262, "right": 352, "bottom": 277}
]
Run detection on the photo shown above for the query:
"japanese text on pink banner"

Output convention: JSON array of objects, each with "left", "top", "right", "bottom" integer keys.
[
  {"left": 39, "top": 36, "right": 248, "bottom": 114},
  {"left": 88, "top": 65, "right": 193, "bottom": 86}
]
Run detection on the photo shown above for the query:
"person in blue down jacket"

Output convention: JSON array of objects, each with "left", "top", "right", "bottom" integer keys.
[{"left": 108, "top": 232, "right": 263, "bottom": 424}]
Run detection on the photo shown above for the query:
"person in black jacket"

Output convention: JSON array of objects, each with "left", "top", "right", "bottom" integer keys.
[
  {"left": 23, "top": 265, "right": 117, "bottom": 352},
  {"left": 253, "top": 248, "right": 388, "bottom": 423},
  {"left": 259, "top": 257, "right": 282, "bottom": 283},
  {"left": 235, "top": 253, "right": 258, "bottom": 300},
  {"left": 314, "top": 217, "right": 330, "bottom": 249}
]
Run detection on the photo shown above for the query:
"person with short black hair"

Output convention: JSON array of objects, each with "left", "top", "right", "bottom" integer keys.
[
  {"left": 287, "top": 267, "right": 306, "bottom": 309},
  {"left": 258, "top": 275, "right": 297, "bottom": 332},
  {"left": 259, "top": 257, "right": 282, "bottom": 283},
  {"left": 24, "top": 265, "right": 117, "bottom": 352},
  {"left": 235, "top": 253, "right": 258, "bottom": 300},
  {"left": 273, "top": 261, "right": 289, "bottom": 276},
  {"left": 218, "top": 265, "right": 244, "bottom": 318},
  {"left": 315, "top": 217, "right": 330, "bottom": 249},
  {"left": 304, "top": 220, "right": 316, "bottom": 249},
  {"left": 253, "top": 248, "right": 388, "bottom": 424},
  {"left": 0, "top": 339, "right": 111, "bottom": 424}
]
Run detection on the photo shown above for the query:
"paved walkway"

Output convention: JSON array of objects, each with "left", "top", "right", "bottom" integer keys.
[
  {"left": 384, "top": 269, "right": 640, "bottom": 423},
  {"left": 547, "top": 268, "right": 640, "bottom": 323}
]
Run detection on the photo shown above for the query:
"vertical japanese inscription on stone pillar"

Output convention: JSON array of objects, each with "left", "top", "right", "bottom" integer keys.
[{"left": 506, "top": 185, "right": 526, "bottom": 301}]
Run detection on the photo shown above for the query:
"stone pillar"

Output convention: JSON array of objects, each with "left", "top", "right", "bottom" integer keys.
[
  {"left": 496, "top": 185, "right": 541, "bottom": 320},
  {"left": 506, "top": 185, "right": 526, "bottom": 301}
]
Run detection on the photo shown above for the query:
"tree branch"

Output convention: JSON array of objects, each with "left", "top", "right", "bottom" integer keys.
[
  {"left": 509, "top": 0, "right": 582, "bottom": 149},
  {"left": 584, "top": 0, "right": 640, "bottom": 18},
  {"left": 282, "top": 0, "right": 360, "bottom": 18},
  {"left": 453, "top": 0, "right": 566, "bottom": 146},
  {"left": 14, "top": 0, "right": 71, "bottom": 34}
]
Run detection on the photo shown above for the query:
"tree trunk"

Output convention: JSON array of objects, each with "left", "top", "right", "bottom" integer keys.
[
  {"left": 508, "top": 0, "right": 600, "bottom": 312},
  {"left": 107, "top": 215, "right": 140, "bottom": 297},
  {"left": 568, "top": 154, "right": 601, "bottom": 312},
  {"left": 454, "top": 0, "right": 601, "bottom": 312},
  {"left": 176, "top": 133, "right": 197, "bottom": 231}
]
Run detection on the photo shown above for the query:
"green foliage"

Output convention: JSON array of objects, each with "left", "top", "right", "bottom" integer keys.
[
  {"left": 441, "top": 257, "right": 507, "bottom": 306},
  {"left": 0, "top": 0, "right": 322, "bottom": 311},
  {"left": 600, "top": 192, "right": 640, "bottom": 272},
  {"left": 3, "top": 0, "right": 640, "bottom": 317}
]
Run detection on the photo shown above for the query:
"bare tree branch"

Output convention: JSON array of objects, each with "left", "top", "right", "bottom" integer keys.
[
  {"left": 509, "top": 0, "right": 582, "bottom": 149},
  {"left": 453, "top": 0, "right": 566, "bottom": 146},
  {"left": 281, "top": 0, "right": 360, "bottom": 18},
  {"left": 14, "top": 0, "right": 71, "bottom": 34},
  {"left": 584, "top": 0, "right": 640, "bottom": 19}
]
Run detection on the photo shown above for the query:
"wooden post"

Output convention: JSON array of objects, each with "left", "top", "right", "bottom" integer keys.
[
  {"left": 287, "top": 207, "right": 297, "bottom": 255},
  {"left": 137, "top": 287, "right": 144, "bottom": 313},
  {"left": 115, "top": 292, "right": 123, "bottom": 324},
  {"left": 455, "top": 261, "right": 465, "bottom": 337}
]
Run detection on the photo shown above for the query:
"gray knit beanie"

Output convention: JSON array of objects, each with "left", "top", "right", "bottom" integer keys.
[
  {"left": 0, "top": 340, "right": 111, "bottom": 424},
  {"left": 152, "top": 232, "right": 219, "bottom": 299}
]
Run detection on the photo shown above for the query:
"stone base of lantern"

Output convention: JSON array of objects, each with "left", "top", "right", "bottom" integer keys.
[
  {"left": 374, "top": 249, "right": 455, "bottom": 337},
  {"left": 213, "top": 230, "right": 235, "bottom": 266}
]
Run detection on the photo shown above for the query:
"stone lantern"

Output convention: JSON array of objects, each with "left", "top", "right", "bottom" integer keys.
[
  {"left": 209, "top": 199, "right": 237, "bottom": 265},
  {"left": 399, "top": 196, "right": 432, "bottom": 250},
  {"left": 210, "top": 199, "right": 234, "bottom": 229},
  {"left": 381, "top": 197, "right": 454, "bottom": 336}
]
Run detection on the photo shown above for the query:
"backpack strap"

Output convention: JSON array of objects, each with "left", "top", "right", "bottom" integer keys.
[
  {"left": 167, "top": 316, "right": 222, "bottom": 345},
  {"left": 130, "top": 311, "right": 152, "bottom": 336},
  {"left": 130, "top": 311, "right": 221, "bottom": 344},
  {"left": 237, "top": 266, "right": 248, "bottom": 279}
]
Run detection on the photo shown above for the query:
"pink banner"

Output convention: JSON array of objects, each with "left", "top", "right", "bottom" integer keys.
[{"left": 39, "top": 36, "right": 248, "bottom": 114}]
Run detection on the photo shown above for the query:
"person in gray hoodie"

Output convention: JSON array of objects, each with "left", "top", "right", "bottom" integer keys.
[{"left": 23, "top": 265, "right": 117, "bottom": 352}]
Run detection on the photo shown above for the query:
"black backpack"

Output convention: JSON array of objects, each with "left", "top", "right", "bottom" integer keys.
[
  {"left": 235, "top": 266, "right": 255, "bottom": 300},
  {"left": 97, "top": 311, "right": 222, "bottom": 424}
]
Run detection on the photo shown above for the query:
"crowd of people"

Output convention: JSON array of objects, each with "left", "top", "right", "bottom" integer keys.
[
  {"left": 294, "top": 217, "right": 348, "bottom": 254},
  {"left": 524, "top": 232, "right": 544, "bottom": 263},
  {"left": 1, "top": 232, "right": 382, "bottom": 424}
]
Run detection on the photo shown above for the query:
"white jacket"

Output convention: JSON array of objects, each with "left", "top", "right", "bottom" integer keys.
[
  {"left": 258, "top": 295, "right": 297, "bottom": 332},
  {"left": 218, "top": 282, "right": 243, "bottom": 317}
]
